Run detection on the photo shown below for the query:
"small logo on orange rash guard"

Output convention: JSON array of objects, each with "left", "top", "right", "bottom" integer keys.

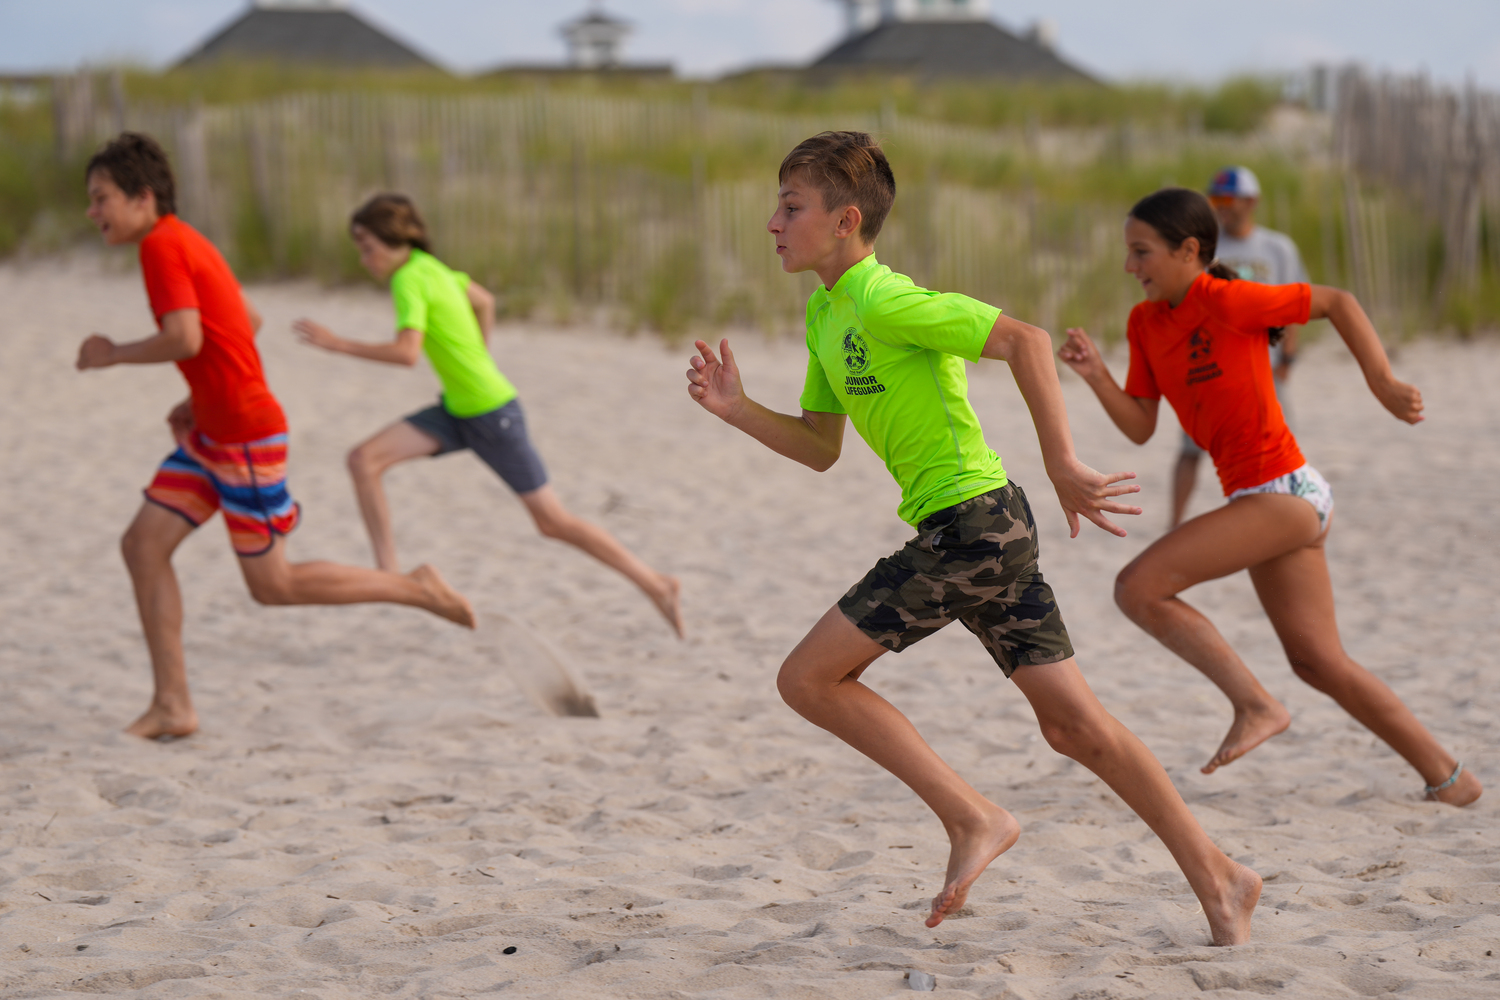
[
  {"left": 1188, "top": 328, "right": 1213, "bottom": 361},
  {"left": 842, "top": 328, "right": 870, "bottom": 374}
]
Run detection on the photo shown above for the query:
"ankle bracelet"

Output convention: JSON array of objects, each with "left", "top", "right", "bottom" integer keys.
[{"left": 1424, "top": 761, "right": 1464, "bottom": 796}]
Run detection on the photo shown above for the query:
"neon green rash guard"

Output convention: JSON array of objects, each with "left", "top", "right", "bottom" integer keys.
[
  {"left": 390, "top": 249, "right": 517, "bottom": 418},
  {"left": 799, "top": 254, "right": 1008, "bottom": 527}
]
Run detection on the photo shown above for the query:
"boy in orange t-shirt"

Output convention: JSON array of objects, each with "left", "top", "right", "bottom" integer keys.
[
  {"left": 1060, "top": 187, "right": 1479, "bottom": 807},
  {"left": 76, "top": 133, "right": 477, "bottom": 740}
]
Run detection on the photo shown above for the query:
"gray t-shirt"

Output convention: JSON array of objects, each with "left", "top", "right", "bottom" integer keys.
[
  {"left": 1217, "top": 225, "right": 1307, "bottom": 369},
  {"left": 1217, "top": 226, "right": 1308, "bottom": 285}
]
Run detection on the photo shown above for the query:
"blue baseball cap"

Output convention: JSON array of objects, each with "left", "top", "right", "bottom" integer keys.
[{"left": 1207, "top": 166, "right": 1261, "bottom": 199}]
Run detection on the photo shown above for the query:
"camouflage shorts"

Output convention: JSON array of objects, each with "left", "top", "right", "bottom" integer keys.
[{"left": 838, "top": 482, "right": 1073, "bottom": 677}]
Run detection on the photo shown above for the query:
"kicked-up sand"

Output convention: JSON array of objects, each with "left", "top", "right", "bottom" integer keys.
[{"left": 1, "top": 255, "right": 1497, "bottom": 999}]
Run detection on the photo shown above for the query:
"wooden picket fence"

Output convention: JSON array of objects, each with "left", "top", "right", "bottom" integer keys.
[
  {"left": 47, "top": 71, "right": 1500, "bottom": 337},
  {"left": 1335, "top": 68, "right": 1500, "bottom": 326}
]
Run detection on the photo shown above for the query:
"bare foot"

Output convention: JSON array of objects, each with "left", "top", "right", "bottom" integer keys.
[
  {"left": 1201, "top": 861, "right": 1262, "bottom": 946},
  {"left": 125, "top": 702, "right": 198, "bottom": 740},
  {"left": 926, "top": 803, "right": 1021, "bottom": 928},
  {"left": 411, "top": 564, "right": 476, "bottom": 628},
  {"left": 1201, "top": 701, "right": 1291, "bottom": 774},
  {"left": 1429, "top": 767, "right": 1483, "bottom": 807},
  {"left": 650, "top": 575, "right": 684, "bottom": 639}
]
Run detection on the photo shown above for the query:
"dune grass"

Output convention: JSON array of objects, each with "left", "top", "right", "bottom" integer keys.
[{"left": 5, "top": 67, "right": 1492, "bottom": 337}]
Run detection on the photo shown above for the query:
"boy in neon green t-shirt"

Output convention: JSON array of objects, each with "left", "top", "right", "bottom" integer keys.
[
  {"left": 295, "top": 194, "right": 682, "bottom": 636},
  {"left": 686, "top": 132, "right": 1261, "bottom": 944}
]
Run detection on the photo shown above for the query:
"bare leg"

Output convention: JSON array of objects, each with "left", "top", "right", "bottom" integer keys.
[
  {"left": 1115, "top": 494, "right": 1321, "bottom": 772},
  {"left": 1249, "top": 536, "right": 1482, "bottom": 806},
  {"left": 120, "top": 503, "right": 200, "bottom": 739},
  {"left": 1170, "top": 450, "right": 1200, "bottom": 529},
  {"left": 238, "top": 536, "right": 475, "bottom": 628},
  {"left": 520, "top": 485, "right": 682, "bottom": 638},
  {"left": 1012, "top": 659, "right": 1261, "bottom": 945},
  {"left": 346, "top": 420, "right": 441, "bottom": 572},
  {"left": 776, "top": 608, "right": 1019, "bottom": 929}
]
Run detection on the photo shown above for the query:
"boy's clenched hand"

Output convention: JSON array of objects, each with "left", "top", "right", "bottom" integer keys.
[
  {"left": 686, "top": 339, "right": 746, "bottom": 422},
  {"left": 76, "top": 334, "right": 117, "bottom": 370},
  {"left": 167, "top": 399, "right": 195, "bottom": 442},
  {"left": 1047, "top": 459, "right": 1140, "bottom": 539}
]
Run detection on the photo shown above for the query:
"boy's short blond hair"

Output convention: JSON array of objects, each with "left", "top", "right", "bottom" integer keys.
[{"left": 779, "top": 131, "right": 896, "bottom": 243}]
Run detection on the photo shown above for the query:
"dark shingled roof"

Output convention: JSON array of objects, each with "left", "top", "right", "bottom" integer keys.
[
  {"left": 811, "top": 21, "right": 1094, "bottom": 81},
  {"left": 177, "top": 6, "right": 438, "bottom": 69}
]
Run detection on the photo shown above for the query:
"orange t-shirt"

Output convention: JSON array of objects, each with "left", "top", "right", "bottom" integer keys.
[
  {"left": 139, "top": 216, "right": 286, "bottom": 443},
  {"left": 1125, "top": 273, "right": 1312, "bottom": 495}
]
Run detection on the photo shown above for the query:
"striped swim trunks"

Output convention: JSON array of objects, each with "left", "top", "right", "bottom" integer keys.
[{"left": 145, "top": 431, "right": 301, "bottom": 556}]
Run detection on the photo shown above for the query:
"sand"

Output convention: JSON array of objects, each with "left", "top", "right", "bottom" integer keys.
[{"left": 1, "top": 255, "right": 1497, "bottom": 999}]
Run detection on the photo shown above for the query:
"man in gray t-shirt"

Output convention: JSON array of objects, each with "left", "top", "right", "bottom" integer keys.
[{"left": 1171, "top": 165, "right": 1309, "bottom": 528}]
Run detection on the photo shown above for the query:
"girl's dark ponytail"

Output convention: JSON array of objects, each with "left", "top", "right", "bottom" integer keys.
[{"left": 1207, "top": 261, "right": 1239, "bottom": 281}]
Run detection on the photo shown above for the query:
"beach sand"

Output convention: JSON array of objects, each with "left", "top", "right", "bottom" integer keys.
[{"left": 1, "top": 257, "right": 1497, "bottom": 998}]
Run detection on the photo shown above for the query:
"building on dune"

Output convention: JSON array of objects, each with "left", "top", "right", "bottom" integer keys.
[
  {"left": 489, "top": 2, "right": 673, "bottom": 80},
  {"left": 811, "top": 0, "right": 1095, "bottom": 82},
  {"left": 176, "top": 0, "right": 439, "bottom": 70}
]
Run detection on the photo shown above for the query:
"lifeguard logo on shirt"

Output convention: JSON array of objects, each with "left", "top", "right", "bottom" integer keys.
[
  {"left": 841, "top": 328, "right": 887, "bottom": 395},
  {"left": 842, "top": 328, "right": 870, "bottom": 374},
  {"left": 1188, "top": 329, "right": 1213, "bottom": 360},
  {"left": 1186, "top": 328, "right": 1223, "bottom": 385}
]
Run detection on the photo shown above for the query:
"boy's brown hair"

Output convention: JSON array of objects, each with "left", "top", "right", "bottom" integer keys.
[
  {"left": 779, "top": 131, "right": 896, "bottom": 242},
  {"left": 86, "top": 132, "right": 177, "bottom": 216},
  {"left": 350, "top": 193, "right": 432, "bottom": 252}
]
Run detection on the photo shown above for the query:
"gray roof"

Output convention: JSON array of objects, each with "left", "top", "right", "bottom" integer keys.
[
  {"left": 178, "top": 6, "right": 438, "bottom": 69},
  {"left": 811, "top": 21, "right": 1094, "bottom": 81}
]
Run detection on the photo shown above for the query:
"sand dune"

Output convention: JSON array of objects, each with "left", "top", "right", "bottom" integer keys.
[{"left": 1, "top": 256, "right": 1497, "bottom": 998}]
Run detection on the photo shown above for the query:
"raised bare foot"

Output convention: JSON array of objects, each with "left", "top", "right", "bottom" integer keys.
[
  {"left": 1201, "top": 861, "right": 1262, "bottom": 946},
  {"left": 411, "top": 564, "right": 476, "bottom": 628},
  {"left": 650, "top": 575, "right": 684, "bottom": 639},
  {"left": 1429, "top": 767, "right": 1483, "bottom": 807},
  {"left": 125, "top": 702, "right": 198, "bottom": 740},
  {"left": 1201, "top": 701, "right": 1291, "bottom": 774},
  {"left": 926, "top": 803, "right": 1021, "bottom": 928}
]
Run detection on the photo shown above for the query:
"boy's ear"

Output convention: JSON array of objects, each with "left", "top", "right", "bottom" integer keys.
[{"left": 834, "top": 204, "right": 864, "bottom": 241}]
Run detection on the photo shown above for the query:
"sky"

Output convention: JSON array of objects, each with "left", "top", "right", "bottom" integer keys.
[{"left": 1, "top": 0, "right": 1496, "bottom": 88}]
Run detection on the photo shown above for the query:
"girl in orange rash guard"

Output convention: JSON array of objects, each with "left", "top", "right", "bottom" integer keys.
[{"left": 1059, "top": 187, "right": 1480, "bottom": 807}]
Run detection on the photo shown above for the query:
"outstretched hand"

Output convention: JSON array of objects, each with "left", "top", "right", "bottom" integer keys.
[
  {"left": 1049, "top": 460, "right": 1141, "bottom": 538},
  {"left": 1373, "top": 377, "right": 1424, "bottom": 424},
  {"left": 291, "top": 318, "right": 341, "bottom": 352},
  {"left": 686, "top": 338, "right": 745, "bottom": 421}
]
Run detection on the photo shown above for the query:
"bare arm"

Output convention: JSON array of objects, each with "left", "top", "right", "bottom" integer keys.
[
  {"left": 1056, "top": 326, "right": 1160, "bottom": 445},
  {"left": 685, "top": 338, "right": 846, "bottom": 472},
  {"left": 981, "top": 315, "right": 1140, "bottom": 537},
  {"left": 76, "top": 308, "right": 203, "bottom": 369},
  {"left": 467, "top": 281, "right": 496, "bottom": 342},
  {"left": 292, "top": 319, "right": 424, "bottom": 367},
  {"left": 1309, "top": 285, "right": 1423, "bottom": 423}
]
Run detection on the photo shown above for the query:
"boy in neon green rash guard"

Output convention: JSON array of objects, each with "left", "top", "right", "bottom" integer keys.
[
  {"left": 294, "top": 193, "right": 682, "bottom": 637},
  {"left": 685, "top": 132, "right": 1262, "bottom": 944}
]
